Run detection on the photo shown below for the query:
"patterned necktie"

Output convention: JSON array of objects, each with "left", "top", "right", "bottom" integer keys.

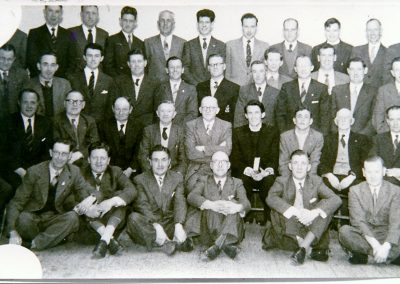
[
  {"left": 202, "top": 38, "right": 207, "bottom": 50},
  {"left": 51, "top": 27, "right": 57, "bottom": 47},
  {"left": 340, "top": 134, "right": 346, "bottom": 148},
  {"left": 300, "top": 82, "right": 307, "bottom": 103},
  {"left": 158, "top": 176, "right": 163, "bottom": 189},
  {"left": 217, "top": 180, "right": 222, "bottom": 192},
  {"left": 163, "top": 39, "right": 169, "bottom": 60},
  {"left": 119, "top": 124, "right": 125, "bottom": 140},
  {"left": 128, "top": 34, "right": 132, "bottom": 50},
  {"left": 162, "top": 127, "right": 168, "bottom": 140},
  {"left": 246, "top": 40, "right": 252, "bottom": 67},
  {"left": 26, "top": 118, "right": 33, "bottom": 152},
  {"left": 294, "top": 183, "right": 304, "bottom": 209},
  {"left": 288, "top": 44, "right": 293, "bottom": 52},
  {"left": 370, "top": 45, "right": 376, "bottom": 63},
  {"left": 87, "top": 29, "right": 93, "bottom": 43},
  {"left": 95, "top": 173, "right": 102, "bottom": 187},
  {"left": 51, "top": 171, "right": 59, "bottom": 187},
  {"left": 71, "top": 118, "right": 80, "bottom": 149},
  {"left": 394, "top": 135, "right": 400, "bottom": 152},
  {"left": 206, "top": 123, "right": 211, "bottom": 135},
  {"left": 88, "top": 71, "right": 95, "bottom": 97}
]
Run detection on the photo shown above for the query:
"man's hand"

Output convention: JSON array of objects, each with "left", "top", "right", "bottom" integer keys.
[
  {"left": 153, "top": 223, "right": 169, "bottom": 245},
  {"left": 85, "top": 204, "right": 102, "bottom": 218},
  {"left": 14, "top": 168, "right": 27, "bottom": 178},
  {"left": 339, "top": 175, "right": 356, "bottom": 190},
  {"left": 374, "top": 242, "right": 391, "bottom": 263},
  {"left": 297, "top": 209, "right": 319, "bottom": 226},
  {"left": 324, "top": 173, "right": 341, "bottom": 190},
  {"left": 195, "top": 145, "right": 205, "bottom": 152},
  {"left": 9, "top": 230, "right": 22, "bottom": 245},
  {"left": 69, "top": 151, "right": 84, "bottom": 164},
  {"left": 96, "top": 199, "right": 115, "bottom": 217},
  {"left": 74, "top": 195, "right": 96, "bottom": 215},
  {"left": 123, "top": 167, "right": 134, "bottom": 178},
  {"left": 173, "top": 223, "right": 187, "bottom": 244},
  {"left": 243, "top": 167, "right": 254, "bottom": 177}
]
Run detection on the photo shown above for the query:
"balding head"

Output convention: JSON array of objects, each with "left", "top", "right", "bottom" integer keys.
[{"left": 334, "top": 108, "right": 354, "bottom": 131}]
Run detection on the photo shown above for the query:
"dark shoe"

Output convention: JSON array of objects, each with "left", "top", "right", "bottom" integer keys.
[
  {"left": 291, "top": 247, "right": 306, "bottom": 265},
  {"left": 178, "top": 238, "right": 194, "bottom": 252},
  {"left": 108, "top": 238, "right": 123, "bottom": 255},
  {"left": 92, "top": 240, "right": 107, "bottom": 259},
  {"left": 161, "top": 240, "right": 176, "bottom": 256},
  {"left": 310, "top": 249, "right": 329, "bottom": 262},
  {"left": 391, "top": 255, "right": 400, "bottom": 266},
  {"left": 223, "top": 244, "right": 239, "bottom": 259},
  {"left": 348, "top": 252, "right": 368, "bottom": 264},
  {"left": 205, "top": 245, "right": 221, "bottom": 260}
]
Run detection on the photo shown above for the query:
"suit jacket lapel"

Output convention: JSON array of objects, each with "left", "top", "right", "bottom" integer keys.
[
  {"left": 38, "top": 162, "right": 51, "bottom": 205},
  {"left": 170, "top": 35, "right": 180, "bottom": 58},
  {"left": 55, "top": 166, "right": 71, "bottom": 204},
  {"left": 167, "top": 124, "right": 177, "bottom": 148},
  {"left": 354, "top": 85, "right": 368, "bottom": 113},
  {"left": 148, "top": 173, "right": 163, "bottom": 209},
  {"left": 175, "top": 82, "right": 186, "bottom": 109},
  {"left": 161, "top": 172, "right": 175, "bottom": 211},
  {"left": 94, "top": 72, "right": 107, "bottom": 94},
  {"left": 62, "top": 115, "right": 77, "bottom": 141}
]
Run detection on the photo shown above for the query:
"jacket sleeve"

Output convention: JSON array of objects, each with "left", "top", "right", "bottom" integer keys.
[
  {"left": 348, "top": 186, "right": 376, "bottom": 238},
  {"left": 174, "top": 178, "right": 187, "bottom": 224}
]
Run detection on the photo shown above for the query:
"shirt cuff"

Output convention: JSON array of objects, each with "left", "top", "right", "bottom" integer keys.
[
  {"left": 111, "top": 196, "right": 126, "bottom": 207},
  {"left": 315, "top": 208, "right": 327, "bottom": 219},
  {"left": 283, "top": 206, "right": 298, "bottom": 219}
]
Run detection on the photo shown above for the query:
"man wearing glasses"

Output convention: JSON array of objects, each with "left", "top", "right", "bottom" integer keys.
[{"left": 53, "top": 90, "right": 99, "bottom": 166}]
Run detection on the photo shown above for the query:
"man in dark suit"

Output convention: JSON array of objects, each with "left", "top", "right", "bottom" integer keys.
[
  {"left": 264, "top": 149, "right": 342, "bottom": 265},
  {"left": 68, "top": 5, "right": 109, "bottom": 71},
  {"left": 311, "top": 18, "right": 353, "bottom": 74},
  {"left": 127, "top": 145, "right": 191, "bottom": 255},
  {"left": 331, "top": 57, "right": 377, "bottom": 136},
  {"left": 144, "top": 10, "right": 186, "bottom": 82},
  {"left": 351, "top": 19, "right": 387, "bottom": 89},
  {"left": 25, "top": 53, "right": 72, "bottom": 119},
  {"left": 231, "top": 100, "right": 278, "bottom": 223},
  {"left": 0, "top": 44, "right": 29, "bottom": 118},
  {"left": 234, "top": 60, "right": 279, "bottom": 128},
  {"left": 276, "top": 55, "right": 330, "bottom": 135},
  {"left": 99, "top": 97, "right": 141, "bottom": 179},
  {"left": 185, "top": 151, "right": 250, "bottom": 260},
  {"left": 269, "top": 18, "right": 312, "bottom": 79},
  {"left": 53, "top": 91, "right": 99, "bottom": 166},
  {"left": 182, "top": 9, "right": 225, "bottom": 86},
  {"left": 26, "top": 5, "right": 76, "bottom": 78},
  {"left": 68, "top": 43, "right": 113, "bottom": 124},
  {"left": 339, "top": 156, "right": 400, "bottom": 265},
  {"left": 6, "top": 139, "right": 97, "bottom": 250},
  {"left": 104, "top": 6, "right": 144, "bottom": 77},
  {"left": 5, "top": 29, "right": 27, "bottom": 69},
  {"left": 110, "top": 49, "right": 158, "bottom": 129},
  {"left": 139, "top": 100, "right": 186, "bottom": 176},
  {"left": 318, "top": 108, "right": 370, "bottom": 223},
  {"left": 154, "top": 56, "right": 198, "bottom": 126},
  {"left": 196, "top": 53, "right": 239, "bottom": 123},
  {"left": 79, "top": 142, "right": 136, "bottom": 259},
  {"left": 264, "top": 48, "right": 293, "bottom": 90}
]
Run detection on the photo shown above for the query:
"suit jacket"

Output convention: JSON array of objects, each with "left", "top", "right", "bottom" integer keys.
[
  {"left": 267, "top": 175, "right": 342, "bottom": 238},
  {"left": 53, "top": 112, "right": 99, "bottom": 158},
  {"left": 269, "top": 41, "right": 312, "bottom": 78},
  {"left": 267, "top": 73, "right": 293, "bottom": 90},
  {"left": 279, "top": 128, "right": 324, "bottom": 176},
  {"left": 133, "top": 170, "right": 186, "bottom": 225},
  {"left": 68, "top": 70, "right": 114, "bottom": 123},
  {"left": 104, "top": 31, "right": 144, "bottom": 77},
  {"left": 111, "top": 74, "right": 158, "bottom": 128},
  {"left": 310, "top": 70, "right": 350, "bottom": 93},
  {"left": 225, "top": 37, "right": 269, "bottom": 86},
  {"left": 351, "top": 43, "right": 387, "bottom": 88},
  {"left": 7, "top": 113, "right": 53, "bottom": 171},
  {"left": 318, "top": 131, "right": 371, "bottom": 178},
  {"left": 24, "top": 76, "right": 72, "bottom": 118},
  {"left": 383, "top": 43, "right": 400, "bottom": 84},
  {"left": 182, "top": 36, "right": 226, "bottom": 86},
  {"left": 311, "top": 41, "right": 353, "bottom": 73},
  {"left": 154, "top": 80, "right": 198, "bottom": 126},
  {"left": 331, "top": 83, "right": 377, "bottom": 136},
  {"left": 231, "top": 124, "right": 279, "bottom": 178},
  {"left": 98, "top": 117, "right": 141, "bottom": 171},
  {"left": 276, "top": 79, "right": 331, "bottom": 135},
  {"left": 68, "top": 25, "right": 109, "bottom": 70},
  {"left": 6, "top": 161, "right": 95, "bottom": 232},
  {"left": 145, "top": 34, "right": 186, "bottom": 82},
  {"left": 373, "top": 82, "right": 400, "bottom": 134},
  {"left": 138, "top": 122, "right": 186, "bottom": 175},
  {"left": 6, "top": 29, "right": 27, "bottom": 68},
  {"left": 348, "top": 180, "right": 400, "bottom": 245},
  {"left": 196, "top": 78, "right": 239, "bottom": 123},
  {"left": 234, "top": 83, "right": 279, "bottom": 128},
  {"left": 371, "top": 131, "right": 400, "bottom": 170},
  {"left": 27, "top": 24, "right": 76, "bottom": 78}
]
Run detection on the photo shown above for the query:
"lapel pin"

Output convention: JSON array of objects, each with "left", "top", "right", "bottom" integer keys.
[{"left": 61, "top": 181, "right": 65, "bottom": 186}]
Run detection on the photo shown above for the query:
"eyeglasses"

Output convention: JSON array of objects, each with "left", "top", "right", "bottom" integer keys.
[
  {"left": 212, "top": 160, "right": 229, "bottom": 166},
  {"left": 65, "top": 99, "right": 84, "bottom": 105},
  {"left": 208, "top": 62, "right": 224, "bottom": 68},
  {"left": 52, "top": 151, "right": 69, "bottom": 158},
  {"left": 201, "top": 106, "right": 218, "bottom": 111}
]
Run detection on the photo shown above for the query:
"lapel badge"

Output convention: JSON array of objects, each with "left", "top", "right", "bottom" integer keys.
[
  {"left": 225, "top": 105, "right": 230, "bottom": 113},
  {"left": 61, "top": 181, "right": 65, "bottom": 186}
]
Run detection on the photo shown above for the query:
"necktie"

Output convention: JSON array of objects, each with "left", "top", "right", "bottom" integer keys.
[
  {"left": 95, "top": 173, "right": 102, "bottom": 187},
  {"left": 214, "top": 81, "right": 218, "bottom": 90},
  {"left": 370, "top": 45, "right": 376, "bottom": 63},
  {"left": 43, "top": 81, "right": 53, "bottom": 117},
  {"left": 288, "top": 44, "right": 293, "bottom": 52},
  {"left": 158, "top": 176, "right": 163, "bottom": 188},
  {"left": 88, "top": 71, "right": 95, "bottom": 98},
  {"left": 246, "top": 40, "right": 252, "bottom": 67},
  {"left": 217, "top": 180, "right": 222, "bottom": 192},
  {"left": 26, "top": 118, "right": 33, "bottom": 152},
  {"left": 202, "top": 38, "right": 207, "bottom": 50},
  {"left": 87, "top": 29, "right": 93, "bottom": 43},
  {"left": 300, "top": 82, "right": 306, "bottom": 103},
  {"left": 2, "top": 71, "right": 9, "bottom": 100},
  {"left": 372, "top": 188, "right": 378, "bottom": 212},
  {"left": 51, "top": 171, "right": 59, "bottom": 187},
  {"left": 340, "top": 134, "right": 346, "bottom": 148},
  {"left": 162, "top": 127, "right": 168, "bottom": 140},
  {"left": 324, "top": 73, "right": 330, "bottom": 86},
  {"left": 51, "top": 27, "right": 57, "bottom": 47},
  {"left": 257, "top": 87, "right": 262, "bottom": 102},
  {"left": 128, "top": 34, "right": 132, "bottom": 50},
  {"left": 206, "top": 123, "right": 211, "bottom": 135},
  {"left": 350, "top": 86, "right": 358, "bottom": 113},
  {"left": 71, "top": 118, "right": 80, "bottom": 149},
  {"left": 163, "top": 39, "right": 169, "bottom": 60},
  {"left": 135, "top": 78, "right": 140, "bottom": 87},
  {"left": 294, "top": 183, "right": 304, "bottom": 209},
  {"left": 172, "top": 83, "right": 178, "bottom": 103},
  {"left": 119, "top": 124, "right": 125, "bottom": 140},
  {"left": 394, "top": 135, "right": 400, "bottom": 152}
]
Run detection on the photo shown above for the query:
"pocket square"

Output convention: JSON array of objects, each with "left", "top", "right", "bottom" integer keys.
[
  {"left": 311, "top": 100, "right": 319, "bottom": 104},
  {"left": 225, "top": 105, "right": 230, "bottom": 113},
  {"left": 310, "top": 198, "right": 317, "bottom": 203},
  {"left": 41, "top": 138, "right": 46, "bottom": 142},
  {"left": 61, "top": 181, "right": 66, "bottom": 186},
  {"left": 101, "top": 90, "right": 108, "bottom": 94},
  {"left": 171, "top": 191, "right": 175, "bottom": 198}
]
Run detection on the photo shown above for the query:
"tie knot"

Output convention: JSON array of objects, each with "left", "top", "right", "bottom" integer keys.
[
  {"left": 71, "top": 118, "right": 76, "bottom": 126},
  {"left": 341, "top": 134, "right": 345, "bottom": 139},
  {"left": 96, "top": 173, "right": 101, "bottom": 179},
  {"left": 120, "top": 124, "right": 124, "bottom": 130},
  {"left": 247, "top": 40, "right": 251, "bottom": 44},
  {"left": 298, "top": 182, "right": 303, "bottom": 190},
  {"left": 45, "top": 81, "right": 50, "bottom": 87},
  {"left": 91, "top": 71, "right": 94, "bottom": 76},
  {"left": 289, "top": 44, "right": 293, "bottom": 51},
  {"left": 325, "top": 73, "right": 329, "bottom": 78},
  {"left": 214, "top": 81, "right": 218, "bottom": 88},
  {"left": 203, "top": 38, "right": 206, "bottom": 42},
  {"left": 51, "top": 27, "right": 55, "bottom": 32},
  {"left": 28, "top": 118, "right": 32, "bottom": 124},
  {"left": 128, "top": 34, "right": 131, "bottom": 39},
  {"left": 135, "top": 78, "right": 140, "bottom": 86},
  {"left": 88, "top": 29, "right": 92, "bottom": 33}
]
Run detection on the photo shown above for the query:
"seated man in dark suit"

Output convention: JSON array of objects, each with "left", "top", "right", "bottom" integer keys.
[
  {"left": 139, "top": 100, "right": 186, "bottom": 176},
  {"left": 318, "top": 108, "right": 370, "bottom": 225},
  {"left": 154, "top": 56, "right": 198, "bottom": 126},
  {"left": 185, "top": 151, "right": 250, "bottom": 260},
  {"left": 127, "top": 145, "right": 191, "bottom": 255},
  {"left": 6, "top": 139, "right": 97, "bottom": 250},
  {"left": 68, "top": 43, "right": 113, "bottom": 124},
  {"left": 231, "top": 100, "right": 278, "bottom": 223},
  {"left": 196, "top": 53, "right": 239, "bottom": 123},
  {"left": 99, "top": 96, "right": 141, "bottom": 179},
  {"left": 339, "top": 156, "right": 400, "bottom": 265},
  {"left": 79, "top": 142, "right": 137, "bottom": 259},
  {"left": 5, "top": 29, "right": 27, "bottom": 69},
  {"left": 104, "top": 6, "right": 144, "bottom": 77},
  {"left": 53, "top": 90, "right": 99, "bottom": 166},
  {"left": 263, "top": 149, "right": 342, "bottom": 265},
  {"left": 264, "top": 47, "right": 292, "bottom": 90}
]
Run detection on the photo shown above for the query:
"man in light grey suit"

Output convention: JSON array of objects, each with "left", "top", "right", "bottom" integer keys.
[
  {"left": 145, "top": 10, "right": 186, "bottom": 82},
  {"left": 234, "top": 60, "right": 279, "bottom": 128},
  {"left": 264, "top": 48, "right": 292, "bottom": 90},
  {"left": 339, "top": 156, "right": 400, "bottom": 265},
  {"left": 311, "top": 43, "right": 350, "bottom": 94},
  {"left": 225, "top": 13, "right": 269, "bottom": 86},
  {"left": 269, "top": 18, "right": 312, "bottom": 79}
]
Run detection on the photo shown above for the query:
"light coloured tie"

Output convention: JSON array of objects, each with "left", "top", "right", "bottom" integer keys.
[
  {"left": 294, "top": 183, "right": 304, "bottom": 209},
  {"left": 206, "top": 123, "right": 211, "bottom": 135},
  {"left": 372, "top": 188, "right": 378, "bottom": 212},
  {"left": 350, "top": 86, "right": 358, "bottom": 113},
  {"left": 158, "top": 176, "right": 163, "bottom": 190},
  {"left": 370, "top": 45, "right": 377, "bottom": 63},
  {"left": 172, "top": 83, "right": 178, "bottom": 103},
  {"left": 163, "top": 39, "right": 169, "bottom": 60}
]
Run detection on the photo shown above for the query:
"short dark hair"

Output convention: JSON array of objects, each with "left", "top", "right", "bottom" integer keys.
[
  {"left": 244, "top": 100, "right": 265, "bottom": 114},
  {"left": 121, "top": 6, "right": 137, "bottom": 18},
  {"left": 264, "top": 47, "right": 283, "bottom": 61},
  {"left": 295, "top": 54, "right": 312, "bottom": 66},
  {"left": 112, "top": 96, "right": 132, "bottom": 107},
  {"left": 386, "top": 105, "right": 400, "bottom": 117},
  {"left": 38, "top": 52, "right": 57, "bottom": 64},
  {"left": 196, "top": 9, "right": 215, "bottom": 22},
  {"left": 89, "top": 142, "right": 110, "bottom": 156},
  {"left": 45, "top": 5, "right": 63, "bottom": 10},
  {"left": 52, "top": 139, "right": 72, "bottom": 152},
  {"left": 324, "top": 18, "right": 341, "bottom": 29},
  {"left": 250, "top": 60, "right": 265, "bottom": 68},
  {"left": 0, "top": 44, "right": 16, "bottom": 56},
  {"left": 241, "top": 13, "right": 258, "bottom": 25},
  {"left": 81, "top": 5, "right": 98, "bottom": 12},
  {"left": 318, "top": 43, "right": 336, "bottom": 55},
  {"left": 84, "top": 43, "right": 103, "bottom": 56},
  {"left": 392, "top": 57, "right": 400, "bottom": 69},
  {"left": 364, "top": 155, "right": 384, "bottom": 167},
  {"left": 65, "top": 90, "right": 85, "bottom": 101},
  {"left": 166, "top": 56, "right": 182, "bottom": 68},
  {"left": 348, "top": 57, "right": 366, "bottom": 68},
  {"left": 127, "top": 48, "right": 146, "bottom": 61},
  {"left": 149, "top": 145, "right": 170, "bottom": 159},
  {"left": 294, "top": 106, "right": 312, "bottom": 118},
  {"left": 18, "top": 88, "right": 40, "bottom": 103},
  {"left": 290, "top": 149, "right": 309, "bottom": 160},
  {"left": 283, "top": 18, "right": 298, "bottom": 29},
  {"left": 207, "top": 53, "right": 225, "bottom": 65}
]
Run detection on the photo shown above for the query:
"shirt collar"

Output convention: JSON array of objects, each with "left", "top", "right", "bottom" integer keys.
[
  {"left": 46, "top": 24, "right": 59, "bottom": 35},
  {"left": 369, "top": 42, "right": 381, "bottom": 48},
  {"left": 255, "top": 82, "right": 267, "bottom": 91},
  {"left": 284, "top": 40, "right": 298, "bottom": 50},
  {"left": 67, "top": 114, "right": 80, "bottom": 124},
  {"left": 20, "top": 113, "right": 34, "bottom": 122},
  {"left": 169, "top": 79, "right": 181, "bottom": 88},
  {"left": 350, "top": 82, "right": 363, "bottom": 94},
  {"left": 203, "top": 118, "right": 215, "bottom": 128},
  {"left": 298, "top": 78, "right": 311, "bottom": 90},
  {"left": 82, "top": 24, "right": 96, "bottom": 33},
  {"left": 39, "top": 76, "right": 53, "bottom": 86},
  {"left": 49, "top": 163, "right": 63, "bottom": 177},
  {"left": 132, "top": 74, "right": 144, "bottom": 82},
  {"left": 211, "top": 76, "right": 224, "bottom": 86},
  {"left": 214, "top": 176, "right": 227, "bottom": 188},
  {"left": 199, "top": 35, "right": 211, "bottom": 44},
  {"left": 122, "top": 31, "right": 133, "bottom": 41},
  {"left": 292, "top": 176, "right": 306, "bottom": 188},
  {"left": 160, "top": 122, "right": 172, "bottom": 129},
  {"left": 391, "top": 131, "right": 400, "bottom": 142},
  {"left": 243, "top": 37, "right": 254, "bottom": 45},
  {"left": 84, "top": 66, "right": 99, "bottom": 76},
  {"left": 395, "top": 81, "right": 400, "bottom": 93},
  {"left": 338, "top": 129, "right": 351, "bottom": 139},
  {"left": 92, "top": 171, "right": 104, "bottom": 180}
]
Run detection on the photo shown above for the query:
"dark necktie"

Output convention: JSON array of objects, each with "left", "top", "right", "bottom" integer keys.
[
  {"left": 95, "top": 173, "right": 102, "bottom": 187},
  {"left": 43, "top": 81, "right": 53, "bottom": 117},
  {"left": 372, "top": 188, "right": 378, "bottom": 212},
  {"left": 71, "top": 118, "right": 80, "bottom": 149},
  {"left": 128, "top": 34, "right": 132, "bottom": 50},
  {"left": 300, "top": 82, "right": 307, "bottom": 103},
  {"left": 202, "top": 38, "right": 207, "bottom": 50},
  {"left": 246, "top": 40, "right": 252, "bottom": 67},
  {"left": 394, "top": 135, "right": 400, "bottom": 152},
  {"left": 214, "top": 81, "right": 218, "bottom": 89},
  {"left": 163, "top": 40, "right": 169, "bottom": 60},
  {"left": 2, "top": 71, "right": 9, "bottom": 100},
  {"left": 26, "top": 118, "right": 33, "bottom": 152},
  {"left": 88, "top": 71, "right": 95, "bottom": 97},
  {"left": 119, "top": 124, "right": 125, "bottom": 141},
  {"left": 135, "top": 78, "right": 140, "bottom": 87},
  {"left": 87, "top": 29, "right": 93, "bottom": 43},
  {"left": 51, "top": 171, "right": 59, "bottom": 187},
  {"left": 162, "top": 127, "right": 168, "bottom": 140},
  {"left": 340, "top": 134, "right": 346, "bottom": 148},
  {"left": 288, "top": 44, "right": 293, "bottom": 52},
  {"left": 51, "top": 27, "right": 57, "bottom": 47},
  {"left": 257, "top": 86, "right": 262, "bottom": 101},
  {"left": 217, "top": 180, "right": 222, "bottom": 192}
]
